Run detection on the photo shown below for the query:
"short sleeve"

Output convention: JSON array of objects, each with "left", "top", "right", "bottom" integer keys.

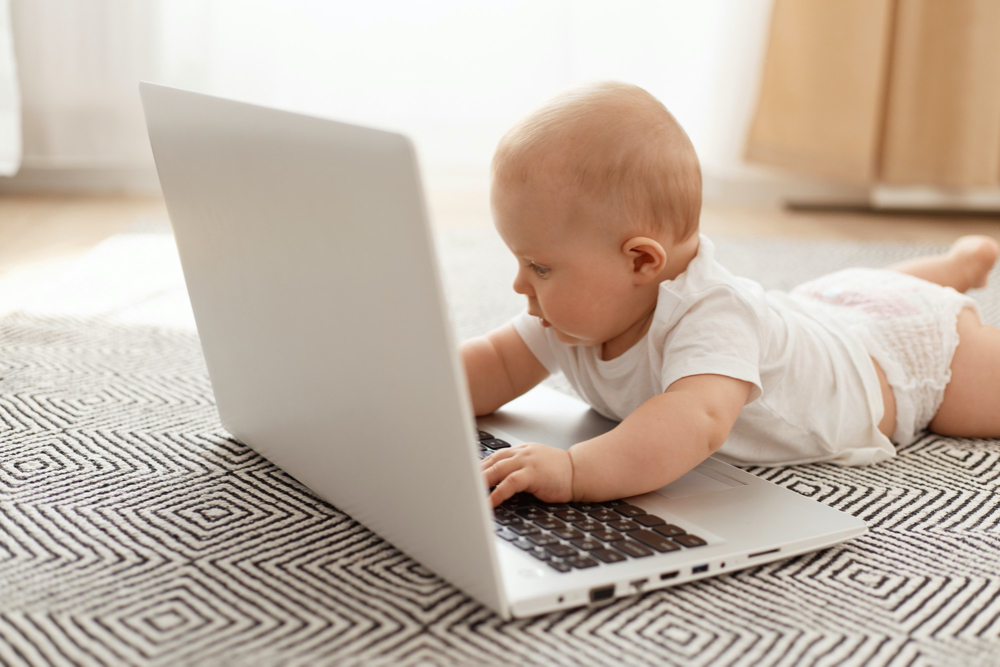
[
  {"left": 660, "top": 287, "right": 763, "bottom": 404},
  {"left": 511, "top": 310, "right": 560, "bottom": 374}
]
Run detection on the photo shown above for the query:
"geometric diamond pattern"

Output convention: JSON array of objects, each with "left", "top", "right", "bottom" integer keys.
[{"left": 2, "top": 227, "right": 1000, "bottom": 665}]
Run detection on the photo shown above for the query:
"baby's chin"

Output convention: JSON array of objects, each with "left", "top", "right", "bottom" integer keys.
[{"left": 551, "top": 328, "right": 597, "bottom": 347}]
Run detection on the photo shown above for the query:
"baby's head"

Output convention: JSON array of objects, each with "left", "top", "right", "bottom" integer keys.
[{"left": 490, "top": 81, "right": 702, "bottom": 352}]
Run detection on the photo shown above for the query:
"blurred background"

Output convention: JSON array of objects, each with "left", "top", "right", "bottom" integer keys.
[
  {"left": 1, "top": 0, "right": 999, "bottom": 281},
  {"left": 1, "top": 0, "right": 810, "bottom": 198}
]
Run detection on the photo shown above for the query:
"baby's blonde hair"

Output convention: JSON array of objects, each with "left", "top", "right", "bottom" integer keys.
[{"left": 492, "top": 81, "right": 701, "bottom": 241}]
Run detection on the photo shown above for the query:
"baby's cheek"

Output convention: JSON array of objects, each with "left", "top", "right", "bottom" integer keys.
[
  {"left": 553, "top": 304, "right": 589, "bottom": 332},
  {"left": 577, "top": 294, "right": 621, "bottom": 328}
]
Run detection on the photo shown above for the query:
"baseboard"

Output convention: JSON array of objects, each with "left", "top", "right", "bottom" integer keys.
[
  {"left": 13, "top": 165, "right": 987, "bottom": 218},
  {"left": 0, "top": 166, "right": 162, "bottom": 194},
  {"left": 870, "top": 185, "right": 1000, "bottom": 212}
]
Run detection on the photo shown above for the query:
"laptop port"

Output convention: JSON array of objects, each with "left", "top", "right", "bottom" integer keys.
[
  {"left": 589, "top": 585, "right": 615, "bottom": 603},
  {"left": 749, "top": 548, "right": 780, "bottom": 558},
  {"left": 630, "top": 578, "right": 648, "bottom": 591},
  {"left": 692, "top": 564, "right": 709, "bottom": 574},
  {"left": 660, "top": 571, "right": 679, "bottom": 580}
]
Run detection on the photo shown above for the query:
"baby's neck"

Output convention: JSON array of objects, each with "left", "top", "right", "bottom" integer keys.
[
  {"left": 601, "top": 306, "right": 658, "bottom": 360},
  {"left": 598, "top": 232, "right": 701, "bottom": 361},
  {"left": 659, "top": 231, "right": 701, "bottom": 282}
]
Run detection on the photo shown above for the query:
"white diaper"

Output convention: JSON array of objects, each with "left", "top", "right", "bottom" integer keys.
[{"left": 792, "top": 268, "right": 978, "bottom": 446}]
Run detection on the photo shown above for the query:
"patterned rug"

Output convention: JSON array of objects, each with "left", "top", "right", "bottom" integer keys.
[{"left": 2, "top": 223, "right": 999, "bottom": 666}]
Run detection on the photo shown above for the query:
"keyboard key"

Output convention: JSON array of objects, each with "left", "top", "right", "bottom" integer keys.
[
  {"left": 546, "top": 543, "right": 579, "bottom": 558},
  {"left": 512, "top": 538, "right": 534, "bottom": 550},
  {"left": 674, "top": 534, "right": 707, "bottom": 548},
  {"left": 528, "top": 533, "right": 559, "bottom": 547},
  {"left": 551, "top": 527, "right": 584, "bottom": 541},
  {"left": 589, "top": 509, "right": 620, "bottom": 522},
  {"left": 478, "top": 449, "right": 491, "bottom": 460},
  {"left": 478, "top": 430, "right": 493, "bottom": 440},
  {"left": 570, "top": 502, "right": 603, "bottom": 513},
  {"left": 590, "top": 529, "right": 624, "bottom": 543},
  {"left": 653, "top": 524, "right": 685, "bottom": 537},
  {"left": 627, "top": 529, "right": 681, "bottom": 553},
  {"left": 502, "top": 495, "right": 533, "bottom": 509},
  {"left": 592, "top": 548, "right": 627, "bottom": 564},
  {"left": 608, "top": 519, "right": 641, "bottom": 532},
  {"left": 509, "top": 523, "right": 540, "bottom": 536},
  {"left": 614, "top": 504, "right": 647, "bottom": 517},
  {"left": 548, "top": 559, "right": 572, "bottom": 573},
  {"left": 533, "top": 517, "right": 565, "bottom": 531},
  {"left": 572, "top": 519, "right": 605, "bottom": 533},
  {"left": 571, "top": 538, "right": 603, "bottom": 551},
  {"left": 601, "top": 500, "right": 625, "bottom": 507},
  {"left": 568, "top": 555, "right": 599, "bottom": 569},
  {"left": 495, "top": 527, "right": 517, "bottom": 541},
  {"left": 614, "top": 540, "right": 654, "bottom": 558},
  {"left": 481, "top": 438, "right": 511, "bottom": 450},
  {"left": 527, "top": 546, "right": 551, "bottom": 561},
  {"left": 633, "top": 514, "right": 666, "bottom": 527},
  {"left": 554, "top": 509, "right": 587, "bottom": 523},
  {"left": 516, "top": 507, "right": 549, "bottom": 521},
  {"left": 539, "top": 502, "right": 571, "bottom": 511}
]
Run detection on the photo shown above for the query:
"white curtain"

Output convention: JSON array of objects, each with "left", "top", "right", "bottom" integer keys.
[
  {"left": 0, "top": 0, "right": 20, "bottom": 175},
  {"left": 7, "top": 0, "right": 782, "bottom": 196},
  {"left": 153, "top": 0, "right": 778, "bottom": 194},
  {"left": 11, "top": 0, "right": 157, "bottom": 171}
]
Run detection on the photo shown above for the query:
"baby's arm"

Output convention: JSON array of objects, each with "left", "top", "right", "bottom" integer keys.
[
  {"left": 460, "top": 323, "right": 549, "bottom": 416},
  {"left": 482, "top": 374, "right": 752, "bottom": 506}
]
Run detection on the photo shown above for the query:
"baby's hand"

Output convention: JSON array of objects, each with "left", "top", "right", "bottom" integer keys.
[{"left": 481, "top": 443, "right": 574, "bottom": 507}]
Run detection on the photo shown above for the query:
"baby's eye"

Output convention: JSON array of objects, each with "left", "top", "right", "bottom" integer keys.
[{"left": 530, "top": 263, "right": 550, "bottom": 277}]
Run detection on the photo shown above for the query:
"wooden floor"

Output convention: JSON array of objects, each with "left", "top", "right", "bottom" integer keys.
[
  {"left": 2, "top": 192, "right": 1000, "bottom": 285},
  {"left": 0, "top": 193, "right": 166, "bottom": 279}
]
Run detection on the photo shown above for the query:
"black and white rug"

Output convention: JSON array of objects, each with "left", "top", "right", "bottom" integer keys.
[{"left": 2, "top": 223, "right": 999, "bottom": 666}]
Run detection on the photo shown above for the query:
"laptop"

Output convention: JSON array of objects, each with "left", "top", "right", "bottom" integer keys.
[{"left": 139, "top": 82, "right": 866, "bottom": 619}]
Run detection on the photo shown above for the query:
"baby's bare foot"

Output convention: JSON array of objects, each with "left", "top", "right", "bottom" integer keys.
[{"left": 948, "top": 235, "right": 1000, "bottom": 289}]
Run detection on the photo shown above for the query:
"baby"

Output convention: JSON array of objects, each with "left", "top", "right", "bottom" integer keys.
[{"left": 461, "top": 81, "right": 1000, "bottom": 508}]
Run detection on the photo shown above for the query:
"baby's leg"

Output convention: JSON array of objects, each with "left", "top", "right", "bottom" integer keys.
[
  {"left": 887, "top": 235, "right": 999, "bottom": 292},
  {"left": 929, "top": 308, "right": 1000, "bottom": 438}
]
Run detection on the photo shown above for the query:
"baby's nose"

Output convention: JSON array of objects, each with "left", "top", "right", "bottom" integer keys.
[{"left": 512, "top": 270, "right": 531, "bottom": 296}]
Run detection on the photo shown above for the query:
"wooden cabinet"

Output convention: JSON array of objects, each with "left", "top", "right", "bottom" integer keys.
[{"left": 747, "top": 0, "right": 1000, "bottom": 189}]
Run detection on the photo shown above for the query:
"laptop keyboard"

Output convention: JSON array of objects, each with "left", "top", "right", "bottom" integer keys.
[{"left": 479, "top": 431, "right": 707, "bottom": 573}]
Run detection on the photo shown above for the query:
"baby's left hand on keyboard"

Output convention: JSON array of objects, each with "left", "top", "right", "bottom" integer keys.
[{"left": 482, "top": 443, "right": 574, "bottom": 507}]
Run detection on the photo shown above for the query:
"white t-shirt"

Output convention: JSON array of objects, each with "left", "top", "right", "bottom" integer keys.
[{"left": 511, "top": 235, "right": 895, "bottom": 467}]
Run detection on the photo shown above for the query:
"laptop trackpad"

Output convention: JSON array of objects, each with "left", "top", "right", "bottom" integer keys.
[{"left": 651, "top": 465, "right": 745, "bottom": 500}]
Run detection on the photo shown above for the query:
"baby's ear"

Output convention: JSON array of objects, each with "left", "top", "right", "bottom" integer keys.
[{"left": 622, "top": 237, "right": 666, "bottom": 284}]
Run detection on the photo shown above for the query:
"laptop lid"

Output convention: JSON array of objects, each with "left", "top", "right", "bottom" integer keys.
[{"left": 139, "top": 82, "right": 509, "bottom": 617}]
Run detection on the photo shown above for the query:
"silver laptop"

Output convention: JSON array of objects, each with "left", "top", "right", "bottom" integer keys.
[{"left": 139, "top": 82, "right": 866, "bottom": 619}]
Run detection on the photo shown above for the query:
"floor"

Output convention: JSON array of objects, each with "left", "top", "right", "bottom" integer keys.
[{"left": 2, "top": 191, "right": 1000, "bottom": 287}]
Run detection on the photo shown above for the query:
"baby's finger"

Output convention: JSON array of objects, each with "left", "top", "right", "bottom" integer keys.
[
  {"left": 482, "top": 456, "right": 516, "bottom": 488},
  {"left": 480, "top": 447, "right": 514, "bottom": 470},
  {"left": 489, "top": 470, "right": 527, "bottom": 507}
]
